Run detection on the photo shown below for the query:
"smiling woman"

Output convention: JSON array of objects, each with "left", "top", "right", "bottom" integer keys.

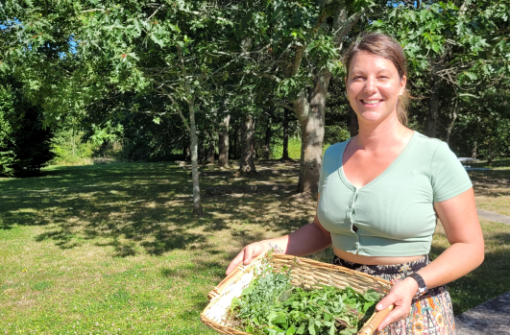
[{"left": 226, "top": 33, "right": 484, "bottom": 335}]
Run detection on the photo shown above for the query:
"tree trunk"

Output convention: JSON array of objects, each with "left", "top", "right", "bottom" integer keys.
[
  {"left": 232, "top": 125, "right": 239, "bottom": 160},
  {"left": 239, "top": 115, "right": 257, "bottom": 173},
  {"left": 183, "top": 142, "right": 191, "bottom": 161},
  {"left": 188, "top": 98, "right": 202, "bottom": 215},
  {"left": 294, "top": 70, "right": 330, "bottom": 194},
  {"left": 198, "top": 143, "right": 205, "bottom": 164},
  {"left": 282, "top": 108, "right": 290, "bottom": 160},
  {"left": 263, "top": 118, "right": 272, "bottom": 160},
  {"left": 445, "top": 103, "right": 458, "bottom": 145},
  {"left": 349, "top": 109, "right": 358, "bottom": 137},
  {"left": 487, "top": 144, "right": 493, "bottom": 166},
  {"left": 218, "top": 115, "right": 230, "bottom": 167},
  {"left": 206, "top": 140, "right": 215, "bottom": 164},
  {"left": 426, "top": 74, "right": 441, "bottom": 138},
  {"left": 288, "top": 9, "right": 359, "bottom": 193},
  {"left": 471, "top": 141, "right": 477, "bottom": 159}
]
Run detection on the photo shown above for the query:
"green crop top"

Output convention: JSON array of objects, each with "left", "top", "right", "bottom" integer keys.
[{"left": 317, "top": 131, "right": 472, "bottom": 257}]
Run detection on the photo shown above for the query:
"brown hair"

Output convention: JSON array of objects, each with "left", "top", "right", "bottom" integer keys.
[{"left": 344, "top": 33, "right": 410, "bottom": 126}]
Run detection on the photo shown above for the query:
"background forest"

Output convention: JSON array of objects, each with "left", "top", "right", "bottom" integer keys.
[{"left": 1, "top": 0, "right": 510, "bottom": 212}]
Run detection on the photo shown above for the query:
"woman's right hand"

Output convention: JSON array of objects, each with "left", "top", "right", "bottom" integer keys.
[{"left": 226, "top": 241, "right": 270, "bottom": 275}]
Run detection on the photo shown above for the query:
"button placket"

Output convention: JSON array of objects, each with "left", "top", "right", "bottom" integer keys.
[{"left": 349, "top": 188, "right": 360, "bottom": 251}]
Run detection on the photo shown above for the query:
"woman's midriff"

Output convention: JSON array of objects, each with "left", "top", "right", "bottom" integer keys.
[{"left": 333, "top": 247, "right": 425, "bottom": 265}]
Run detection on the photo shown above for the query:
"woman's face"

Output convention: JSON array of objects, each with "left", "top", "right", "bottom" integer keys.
[{"left": 346, "top": 52, "right": 406, "bottom": 125}]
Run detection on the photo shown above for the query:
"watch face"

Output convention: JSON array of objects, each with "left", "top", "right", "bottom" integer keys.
[{"left": 417, "top": 287, "right": 427, "bottom": 297}]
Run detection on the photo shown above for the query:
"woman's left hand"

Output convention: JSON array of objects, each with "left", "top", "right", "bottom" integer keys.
[{"left": 374, "top": 277, "right": 419, "bottom": 331}]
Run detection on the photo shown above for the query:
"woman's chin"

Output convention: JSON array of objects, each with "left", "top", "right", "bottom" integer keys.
[{"left": 357, "top": 111, "right": 396, "bottom": 124}]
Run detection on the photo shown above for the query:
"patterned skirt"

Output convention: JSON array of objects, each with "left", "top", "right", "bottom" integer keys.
[{"left": 332, "top": 255, "right": 456, "bottom": 335}]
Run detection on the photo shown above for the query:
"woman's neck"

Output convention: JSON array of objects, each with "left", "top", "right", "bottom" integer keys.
[{"left": 355, "top": 113, "right": 411, "bottom": 151}]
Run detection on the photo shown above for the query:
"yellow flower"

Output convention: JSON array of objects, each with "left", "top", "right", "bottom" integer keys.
[{"left": 413, "top": 321, "right": 424, "bottom": 334}]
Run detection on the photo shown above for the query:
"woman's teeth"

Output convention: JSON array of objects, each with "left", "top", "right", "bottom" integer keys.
[{"left": 362, "top": 100, "right": 380, "bottom": 105}]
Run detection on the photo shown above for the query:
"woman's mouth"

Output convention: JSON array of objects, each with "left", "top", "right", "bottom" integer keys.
[{"left": 360, "top": 99, "right": 382, "bottom": 106}]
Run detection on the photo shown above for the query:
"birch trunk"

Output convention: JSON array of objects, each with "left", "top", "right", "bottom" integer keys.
[
  {"left": 218, "top": 115, "right": 230, "bottom": 167},
  {"left": 188, "top": 98, "right": 202, "bottom": 215},
  {"left": 177, "top": 45, "right": 202, "bottom": 215}
]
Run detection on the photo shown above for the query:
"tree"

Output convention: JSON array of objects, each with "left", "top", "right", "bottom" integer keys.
[
  {"left": 0, "top": 79, "right": 54, "bottom": 176},
  {"left": 375, "top": 1, "right": 510, "bottom": 138}
]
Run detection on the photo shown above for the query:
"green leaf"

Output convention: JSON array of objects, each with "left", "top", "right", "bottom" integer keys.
[
  {"left": 308, "top": 318, "right": 316, "bottom": 335},
  {"left": 363, "top": 290, "right": 381, "bottom": 302},
  {"left": 286, "top": 326, "right": 296, "bottom": 335}
]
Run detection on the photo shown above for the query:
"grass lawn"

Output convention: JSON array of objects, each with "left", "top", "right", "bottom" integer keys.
[
  {"left": 468, "top": 158, "right": 510, "bottom": 216},
  {"left": 1, "top": 161, "right": 510, "bottom": 334}
]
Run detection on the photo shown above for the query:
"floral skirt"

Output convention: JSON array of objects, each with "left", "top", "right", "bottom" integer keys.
[{"left": 332, "top": 255, "right": 456, "bottom": 335}]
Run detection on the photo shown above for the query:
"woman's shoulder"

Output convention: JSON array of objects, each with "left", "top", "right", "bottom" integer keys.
[
  {"left": 411, "top": 131, "right": 448, "bottom": 154},
  {"left": 323, "top": 140, "right": 350, "bottom": 158},
  {"left": 411, "top": 131, "right": 463, "bottom": 169}
]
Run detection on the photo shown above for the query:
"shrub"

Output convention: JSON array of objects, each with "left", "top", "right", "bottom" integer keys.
[{"left": 0, "top": 82, "right": 54, "bottom": 177}]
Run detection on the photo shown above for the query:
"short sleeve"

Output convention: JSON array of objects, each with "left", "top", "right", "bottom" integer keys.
[{"left": 430, "top": 142, "right": 473, "bottom": 203}]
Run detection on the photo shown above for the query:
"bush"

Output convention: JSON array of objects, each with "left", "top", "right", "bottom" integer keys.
[
  {"left": 0, "top": 83, "right": 54, "bottom": 177},
  {"left": 51, "top": 129, "right": 95, "bottom": 166}
]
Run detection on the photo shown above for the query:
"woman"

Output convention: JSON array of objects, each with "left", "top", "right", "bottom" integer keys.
[{"left": 226, "top": 33, "right": 484, "bottom": 334}]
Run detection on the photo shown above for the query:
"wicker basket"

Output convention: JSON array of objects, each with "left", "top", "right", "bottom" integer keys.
[{"left": 201, "top": 254, "right": 394, "bottom": 335}]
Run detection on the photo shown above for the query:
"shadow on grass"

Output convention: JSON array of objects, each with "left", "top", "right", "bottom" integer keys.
[{"left": 0, "top": 161, "right": 312, "bottom": 258}]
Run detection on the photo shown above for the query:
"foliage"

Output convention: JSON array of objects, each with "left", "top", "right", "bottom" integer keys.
[
  {"left": 0, "top": 81, "right": 54, "bottom": 177},
  {"left": 230, "top": 263, "right": 380, "bottom": 335},
  {"left": 51, "top": 128, "right": 94, "bottom": 166}
]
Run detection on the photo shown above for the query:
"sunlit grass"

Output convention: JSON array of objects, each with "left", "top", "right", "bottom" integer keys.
[{"left": 0, "top": 161, "right": 509, "bottom": 333}]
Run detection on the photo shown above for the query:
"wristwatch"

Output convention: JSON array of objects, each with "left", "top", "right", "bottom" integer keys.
[{"left": 408, "top": 273, "right": 427, "bottom": 298}]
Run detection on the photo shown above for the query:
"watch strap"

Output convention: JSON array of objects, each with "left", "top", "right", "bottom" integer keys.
[{"left": 408, "top": 272, "right": 427, "bottom": 297}]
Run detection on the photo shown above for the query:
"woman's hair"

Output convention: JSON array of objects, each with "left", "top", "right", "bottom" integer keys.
[{"left": 343, "top": 33, "right": 409, "bottom": 126}]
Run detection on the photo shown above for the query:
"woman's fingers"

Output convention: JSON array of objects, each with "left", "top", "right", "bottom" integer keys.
[
  {"left": 226, "top": 242, "right": 266, "bottom": 275},
  {"left": 378, "top": 305, "right": 410, "bottom": 330},
  {"left": 375, "top": 277, "right": 417, "bottom": 330},
  {"left": 226, "top": 249, "right": 245, "bottom": 275}
]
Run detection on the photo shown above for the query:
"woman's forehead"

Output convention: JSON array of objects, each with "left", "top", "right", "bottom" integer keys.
[{"left": 349, "top": 52, "right": 398, "bottom": 73}]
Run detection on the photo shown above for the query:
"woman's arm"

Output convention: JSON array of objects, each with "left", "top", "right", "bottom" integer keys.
[
  {"left": 226, "top": 195, "right": 332, "bottom": 275},
  {"left": 375, "top": 187, "right": 484, "bottom": 330}
]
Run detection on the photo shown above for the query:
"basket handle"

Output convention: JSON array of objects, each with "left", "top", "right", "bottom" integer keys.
[{"left": 357, "top": 305, "right": 394, "bottom": 335}]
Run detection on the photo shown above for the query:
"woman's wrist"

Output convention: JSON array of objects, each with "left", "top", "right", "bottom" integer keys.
[
  {"left": 262, "top": 240, "right": 285, "bottom": 254},
  {"left": 402, "top": 276, "right": 420, "bottom": 297}
]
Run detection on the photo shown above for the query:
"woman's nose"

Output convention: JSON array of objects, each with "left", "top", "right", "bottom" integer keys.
[{"left": 363, "top": 77, "right": 376, "bottom": 94}]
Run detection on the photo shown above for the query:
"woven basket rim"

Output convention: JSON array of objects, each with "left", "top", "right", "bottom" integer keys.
[{"left": 201, "top": 254, "right": 393, "bottom": 335}]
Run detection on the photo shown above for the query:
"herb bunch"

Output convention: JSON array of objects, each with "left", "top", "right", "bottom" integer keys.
[{"left": 229, "top": 266, "right": 381, "bottom": 335}]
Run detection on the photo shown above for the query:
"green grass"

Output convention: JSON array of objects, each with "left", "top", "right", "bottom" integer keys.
[
  {"left": 431, "top": 219, "right": 510, "bottom": 315},
  {"left": 0, "top": 161, "right": 509, "bottom": 333},
  {"left": 270, "top": 138, "right": 331, "bottom": 160},
  {"left": 467, "top": 157, "right": 510, "bottom": 216}
]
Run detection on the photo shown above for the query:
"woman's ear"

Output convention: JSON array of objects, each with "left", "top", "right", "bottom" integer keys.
[{"left": 400, "top": 75, "right": 407, "bottom": 95}]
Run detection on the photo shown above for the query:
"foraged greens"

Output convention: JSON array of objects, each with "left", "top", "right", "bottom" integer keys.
[{"left": 229, "top": 264, "right": 381, "bottom": 335}]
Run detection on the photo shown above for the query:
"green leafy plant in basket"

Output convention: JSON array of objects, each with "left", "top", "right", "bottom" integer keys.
[{"left": 228, "top": 262, "right": 381, "bottom": 335}]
